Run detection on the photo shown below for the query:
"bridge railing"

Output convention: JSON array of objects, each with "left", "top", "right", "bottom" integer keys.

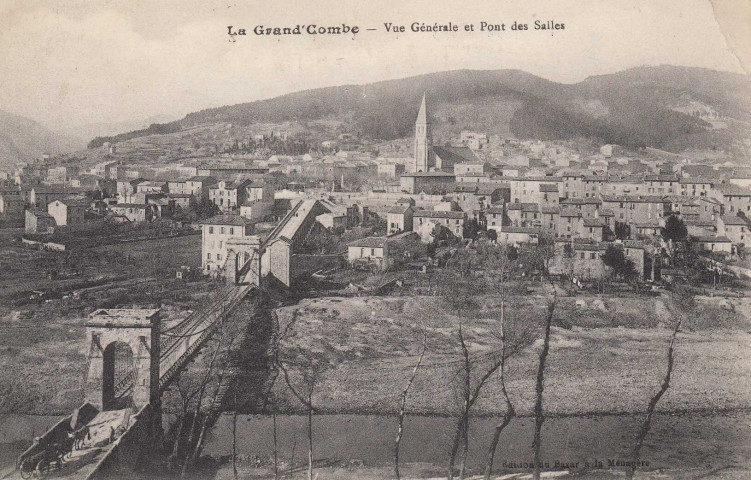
[{"left": 158, "top": 283, "right": 255, "bottom": 390}]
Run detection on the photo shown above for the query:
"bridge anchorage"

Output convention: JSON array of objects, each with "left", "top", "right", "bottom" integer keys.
[{"left": 84, "top": 308, "right": 161, "bottom": 412}]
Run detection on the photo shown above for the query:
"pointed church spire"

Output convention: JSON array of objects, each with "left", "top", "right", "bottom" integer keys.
[
  {"left": 413, "top": 92, "right": 433, "bottom": 173},
  {"left": 416, "top": 92, "right": 429, "bottom": 124}
]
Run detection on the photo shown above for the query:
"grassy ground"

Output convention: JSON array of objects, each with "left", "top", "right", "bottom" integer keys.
[
  {"left": 0, "top": 233, "right": 208, "bottom": 414},
  {"left": 268, "top": 292, "right": 751, "bottom": 416}
]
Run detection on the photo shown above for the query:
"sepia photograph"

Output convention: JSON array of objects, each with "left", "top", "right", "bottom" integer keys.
[{"left": 0, "top": 0, "right": 750, "bottom": 478}]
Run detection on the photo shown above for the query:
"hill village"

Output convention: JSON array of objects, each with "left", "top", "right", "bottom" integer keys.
[
  {"left": 2, "top": 93, "right": 751, "bottom": 480},
  {"left": 0, "top": 93, "right": 750, "bottom": 287}
]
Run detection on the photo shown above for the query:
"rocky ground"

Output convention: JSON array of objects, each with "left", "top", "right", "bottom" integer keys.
[{"left": 268, "top": 292, "right": 751, "bottom": 416}]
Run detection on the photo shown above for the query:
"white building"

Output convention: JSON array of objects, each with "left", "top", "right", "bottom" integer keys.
[{"left": 199, "top": 214, "right": 255, "bottom": 272}]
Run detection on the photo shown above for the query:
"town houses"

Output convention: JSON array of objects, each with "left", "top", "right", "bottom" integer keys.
[{"left": 2, "top": 92, "right": 750, "bottom": 283}]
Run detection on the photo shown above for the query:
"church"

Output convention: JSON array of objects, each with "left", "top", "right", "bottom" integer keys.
[{"left": 408, "top": 93, "right": 481, "bottom": 174}]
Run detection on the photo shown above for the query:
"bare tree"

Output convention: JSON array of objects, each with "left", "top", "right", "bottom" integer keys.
[
  {"left": 305, "top": 373, "right": 316, "bottom": 480},
  {"left": 447, "top": 322, "right": 472, "bottom": 480},
  {"left": 181, "top": 314, "right": 244, "bottom": 478},
  {"left": 625, "top": 287, "right": 689, "bottom": 480},
  {"left": 187, "top": 328, "right": 243, "bottom": 472},
  {"left": 446, "top": 319, "right": 533, "bottom": 480},
  {"left": 167, "top": 369, "right": 204, "bottom": 470},
  {"left": 272, "top": 411, "right": 279, "bottom": 480},
  {"left": 180, "top": 318, "right": 227, "bottom": 479},
  {"left": 273, "top": 304, "right": 328, "bottom": 480},
  {"left": 442, "top": 243, "right": 532, "bottom": 480},
  {"left": 232, "top": 384, "right": 238, "bottom": 480},
  {"left": 394, "top": 322, "right": 428, "bottom": 480},
  {"left": 278, "top": 352, "right": 325, "bottom": 480},
  {"left": 532, "top": 285, "right": 557, "bottom": 480},
  {"left": 483, "top": 295, "right": 516, "bottom": 480}
]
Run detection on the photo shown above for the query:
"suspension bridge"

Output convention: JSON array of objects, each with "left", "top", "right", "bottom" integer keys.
[{"left": 13, "top": 199, "right": 331, "bottom": 480}]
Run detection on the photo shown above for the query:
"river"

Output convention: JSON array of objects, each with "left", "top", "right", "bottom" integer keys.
[
  {"left": 2, "top": 411, "right": 750, "bottom": 476},
  {"left": 202, "top": 411, "right": 751, "bottom": 473}
]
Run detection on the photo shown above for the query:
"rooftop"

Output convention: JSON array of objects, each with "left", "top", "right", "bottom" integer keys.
[
  {"left": 502, "top": 226, "right": 541, "bottom": 234},
  {"left": 199, "top": 214, "right": 255, "bottom": 227},
  {"left": 432, "top": 145, "right": 481, "bottom": 165},
  {"left": 52, "top": 197, "right": 90, "bottom": 207},
  {"left": 600, "top": 195, "right": 670, "bottom": 203},
  {"left": 348, "top": 236, "right": 387, "bottom": 248},
  {"left": 718, "top": 184, "right": 751, "bottom": 196},
  {"left": 110, "top": 203, "right": 149, "bottom": 209},
  {"left": 401, "top": 171, "right": 455, "bottom": 178},
  {"left": 694, "top": 235, "right": 732, "bottom": 243},
  {"left": 507, "top": 203, "right": 539, "bottom": 212},
  {"left": 413, "top": 209, "right": 465, "bottom": 219},
  {"left": 721, "top": 215, "right": 749, "bottom": 226},
  {"left": 583, "top": 218, "right": 608, "bottom": 227},
  {"left": 187, "top": 175, "right": 218, "bottom": 183},
  {"left": 560, "top": 197, "right": 602, "bottom": 205},
  {"left": 86, "top": 308, "right": 160, "bottom": 328},
  {"left": 387, "top": 205, "right": 412, "bottom": 214}
]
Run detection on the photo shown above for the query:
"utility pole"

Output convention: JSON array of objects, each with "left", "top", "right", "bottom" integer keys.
[{"left": 651, "top": 248, "right": 656, "bottom": 282}]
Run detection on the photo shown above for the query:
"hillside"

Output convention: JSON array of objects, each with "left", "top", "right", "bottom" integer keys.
[
  {"left": 90, "top": 66, "right": 751, "bottom": 154},
  {"left": 56, "top": 114, "right": 179, "bottom": 145},
  {"left": 0, "top": 110, "right": 83, "bottom": 171}
]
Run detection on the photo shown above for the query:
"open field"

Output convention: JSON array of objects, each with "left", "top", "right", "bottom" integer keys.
[
  {"left": 0, "top": 231, "right": 201, "bottom": 302},
  {"left": 269, "top": 292, "right": 751, "bottom": 416},
  {"left": 0, "top": 232, "right": 209, "bottom": 414}
]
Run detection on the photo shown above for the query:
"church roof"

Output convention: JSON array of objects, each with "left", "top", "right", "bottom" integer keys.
[
  {"left": 416, "top": 93, "right": 429, "bottom": 124},
  {"left": 432, "top": 146, "right": 480, "bottom": 165}
]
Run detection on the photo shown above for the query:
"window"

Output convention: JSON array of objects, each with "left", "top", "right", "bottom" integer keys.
[
  {"left": 230, "top": 227, "right": 234, "bottom": 235},
  {"left": 221, "top": 227, "right": 225, "bottom": 234},
  {"left": 580, "top": 252, "right": 585, "bottom": 259},
  {"left": 371, "top": 248, "right": 375, "bottom": 256},
  {"left": 590, "top": 253, "right": 596, "bottom": 259},
  {"left": 217, "top": 254, "right": 222, "bottom": 261},
  {"left": 207, "top": 253, "right": 211, "bottom": 260}
]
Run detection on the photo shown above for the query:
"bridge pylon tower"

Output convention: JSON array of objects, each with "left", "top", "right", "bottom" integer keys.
[{"left": 84, "top": 308, "right": 161, "bottom": 411}]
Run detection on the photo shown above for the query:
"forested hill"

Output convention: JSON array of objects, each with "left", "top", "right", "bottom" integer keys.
[{"left": 89, "top": 66, "right": 751, "bottom": 153}]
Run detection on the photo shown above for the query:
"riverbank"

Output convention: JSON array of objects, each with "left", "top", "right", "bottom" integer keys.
[
  {"left": 201, "top": 411, "right": 751, "bottom": 479},
  {"left": 267, "top": 294, "right": 751, "bottom": 417}
]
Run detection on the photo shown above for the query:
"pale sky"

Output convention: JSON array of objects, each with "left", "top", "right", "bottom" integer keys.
[{"left": 0, "top": 0, "right": 745, "bottom": 133}]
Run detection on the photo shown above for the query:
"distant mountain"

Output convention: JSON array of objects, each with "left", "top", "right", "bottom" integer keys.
[
  {"left": 59, "top": 114, "right": 179, "bottom": 146},
  {"left": 92, "top": 66, "right": 751, "bottom": 154},
  {"left": 0, "top": 110, "right": 83, "bottom": 171}
]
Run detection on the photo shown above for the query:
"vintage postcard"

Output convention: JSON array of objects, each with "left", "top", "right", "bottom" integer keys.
[{"left": 0, "top": 0, "right": 749, "bottom": 479}]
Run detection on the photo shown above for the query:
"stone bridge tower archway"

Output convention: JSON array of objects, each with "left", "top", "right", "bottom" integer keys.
[{"left": 84, "top": 308, "right": 160, "bottom": 411}]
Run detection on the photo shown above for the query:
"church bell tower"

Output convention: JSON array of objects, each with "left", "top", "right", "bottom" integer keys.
[{"left": 413, "top": 93, "right": 434, "bottom": 172}]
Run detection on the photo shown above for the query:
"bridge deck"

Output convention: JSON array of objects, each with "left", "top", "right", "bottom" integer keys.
[{"left": 6, "top": 410, "right": 132, "bottom": 480}]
